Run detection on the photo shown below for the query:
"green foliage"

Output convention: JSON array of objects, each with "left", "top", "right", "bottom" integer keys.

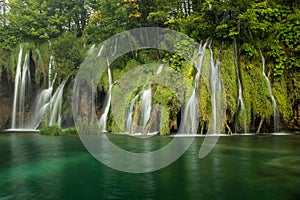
[
  {"left": 273, "top": 80, "right": 292, "bottom": 124},
  {"left": 152, "top": 85, "right": 180, "bottom": 135},
  {"left": 63, "top": 127, "right": 78, "bottom": 136},
  {"left": 240, "top": 57, "right": 273, "bottom": 125},
  {"left": 220, "top": 48, "right": 237, "bottom": 119},
  {"left": 0, "top": 26, "right": 21, "bottom": 51},
  {"left": 40, "top": 126, "right": 78, "bottom": 136},
  {"left": 52, "top": 33, "right": 84, "bottom": 80},
  {"left": 40, "top": 125, "right": 62, "bottom": 136},
  {"left": 8, "top": 0, "right": 50, "bottom": 41},
  {"left": 240, "top": 43, "right": 258, "bottom": 58},
  {"left": 1, "top": 0, "right": 300, "bottom": 132}
]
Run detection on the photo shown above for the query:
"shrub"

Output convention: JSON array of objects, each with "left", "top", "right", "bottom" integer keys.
[
  {"left": 39, "top": 125, "right": 62, "bottom": 136},
  {"left": 63, "top": 127, "right": 78, "bottom": 136}
]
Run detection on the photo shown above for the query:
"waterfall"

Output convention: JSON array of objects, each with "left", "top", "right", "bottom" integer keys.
[
  {"left": 11, "top": 47, "right": 32, "bottom": 129},
  {"left": 9, "top": 44, "right": 68, "bottom": 130},
  {"left": 179, "top": 41, "right": 208, "bottom": 134},
  {"left": 88, "top": 44, "right": 96, "bottom": 55},
  {"left": 156, "top": 64, "right": 164, "bottom": 75},
  {"left": 11, "top": 45, "right": 23, "bottom": 129},
  {"left": 97, "top": 44, "right": 104, "bottom": 57},
  {"left": 260, "top": 51, "right": 279, "bottom": 132},
  {"left": 99, "top": 60, "right": 113, "bottom": 132},
  {"left": 30, "top": 88, "right": 52, "bottom": 129},
  {"left": 209, "top": 44, "right": 225, "bottom": 134},
  {"left": 48, "top": 55, "right": 57, "bottom": 88},
  {"left": 125, "top": 64, "right": 163, "bottom": 134},
  {"left": 19, "top": 53, "right": 32, "bottom": 126},
  {"left": 233, "top": 39, "right": 247, "bottom": 132},
  {"left": 48, "top": 78, "right": 68, "bottom": 126},
  {"left": 30, "top": 52, "right": 58, "bottom": 129},
  {"left": 140, "top": 84, "right": 152, "bottom": 132},
  {"left": 125, "top": 93, "right": 141, "bottom": 132}
]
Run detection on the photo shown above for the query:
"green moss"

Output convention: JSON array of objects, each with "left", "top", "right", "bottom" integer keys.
[
  {"left": 273, "top": 78, "right": 292, "bottom": 123},
  {"left": 152, "top": 85, "right": 181, "bottom": 135},
  {"left": 220, "top": 48, "right": 237, "bottom": 118},
  {"left": 240, "top": 56, "right": 273, "bottom": 126}
]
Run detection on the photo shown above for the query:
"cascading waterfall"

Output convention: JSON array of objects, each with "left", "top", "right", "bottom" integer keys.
[
  {"left": 30, "top": 88, "right": 52, "bottom": 129},
  {"left": 126, "top": 63, "right": 164, "bottom": 134},
  {"left": 19, "top": 53, "right": 32, "bottom": 127},
  {"left": 11, "top": 45, "right": 23, "bottom": 129},
  {"left": 126, "top": 92, "right": 141, "bottom": 133},
  {"left": 260, "top": 51, "right": 279, "bottom": 132},
  {"left": 30, "top": 53, "right": 58, "bottom": 129},
  {"left": 88, "top": 44, "right": 96, "bottom": 55},
  {"left": 179, "top": 41, "right": 207, "bottom": 134},
  {"left": 48, "top": 78, "right": 68, "bottom": 126},
  {"left": 48, "top": 55, "right": 57, "bottom": 88},
  {"left": 140, "top": 84, "right": 152, "bottom": 132},
  {"left": 209, "top": 44, "right": 225, "bottom": 134},
  {"left": 10, "top": 44, "right": 67, "bottom": 130},
  {"left": 99, "top": 59, "right": 113, "bottom": 132},
  {"left": 11, "top": 47, "right": 32, "bottom": 129},
  {"left": 156, "top": 64, "right": 164, "bottom": 75},
  {"left": 233, "top": 39, "right": 247, "bottom": 132}
]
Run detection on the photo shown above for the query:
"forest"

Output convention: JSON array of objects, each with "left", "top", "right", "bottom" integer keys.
[{"left": 0, "top": 0, "right": 299, "bottom": 134}]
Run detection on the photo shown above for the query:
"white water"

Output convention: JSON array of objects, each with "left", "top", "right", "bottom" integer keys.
[
  {"left": 48, "top": 78, "right": 68, "bottom": 126},
  {"left": 209, "top": 44, "right": 225, "bottom": 134},
  {"left": 140, "top": 84, "right": 152, "bottom": 132},
  {"left": 99, "top": 59, "right": 113, "bottom": 132},
  {"left": 233, "top": 39, "right": 247, "bottom": 132},
  {"left": 179, "top": 41, "right": 207, "bottom": 134},
  {"left": 11, "top": 45, "right": 23, "bottom": 129},
  {"left": 30, "top": 52, "right": 59, "bottom": 129},
  {"left": 48, "top": 55, "right": 57, "bottom": 88},
  {"left": 125, "top": 63, "right": 165, "bottom": 134},
  {"left": 11, "top": 48, "right": 32, "bottom": 129},
  {"left": 19, "top": 53, "right": 31, "bottom": 125},
  {"left": 30, "top": 88, "right": 52, "bottom": 129},
  {"left": 88, "top": 44, "right": 96, "bottom": 55},
  {"left": 97, "top": 44, "right": 104, "bottom": 57},
  {"left": 10, "top": 47, "right": 68, "bottom": 129},
  {"left": 156, "top": 64, "right": 164, "bottom": 74},
  {"left": 126, "top": 93, "right": 141, "bottom": 132},
  {"left": 260, "top": 51, "right": 279, "bottom": 132}
]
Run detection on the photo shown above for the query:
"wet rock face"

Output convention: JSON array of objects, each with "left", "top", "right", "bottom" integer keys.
[
  {"left": 0, "top": 67, "right": 13, "bottom": 129},
  {"left": 288, "top": 100, "right": 300, "bottom": 131}
]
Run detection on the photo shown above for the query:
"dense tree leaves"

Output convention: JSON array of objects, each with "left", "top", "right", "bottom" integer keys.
[{"left": 0, "top": 0, "right": 299, "bottom": 131}]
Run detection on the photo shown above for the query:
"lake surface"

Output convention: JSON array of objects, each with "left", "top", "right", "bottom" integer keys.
[{"left": 0, "top": 133, "right": 299, "bottom": 200}]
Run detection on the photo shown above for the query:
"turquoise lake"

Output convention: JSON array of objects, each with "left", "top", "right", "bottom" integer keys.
[{"left": 0, "top": 133, "right": 299, "bottom": 200}]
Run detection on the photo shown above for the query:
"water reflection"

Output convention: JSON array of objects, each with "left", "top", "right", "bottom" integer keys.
[{"left": 0, "top": 134, "right": 299, "bottom": 199}]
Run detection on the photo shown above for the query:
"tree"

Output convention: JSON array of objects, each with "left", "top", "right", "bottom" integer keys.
[{"left": 8, "top": 0, "right": 50, "bottom": 41}]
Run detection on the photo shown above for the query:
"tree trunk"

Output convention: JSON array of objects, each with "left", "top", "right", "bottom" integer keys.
[
  {"left": 256, "top": 117, "right": 265, "bottom": 134},
  {"left": 225, "top": 121, "right": 233, "bottom": 135}
]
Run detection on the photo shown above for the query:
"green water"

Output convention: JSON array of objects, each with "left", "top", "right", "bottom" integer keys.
[{"left": 0, "top": 133, "right": 299, "bottom": 200}]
